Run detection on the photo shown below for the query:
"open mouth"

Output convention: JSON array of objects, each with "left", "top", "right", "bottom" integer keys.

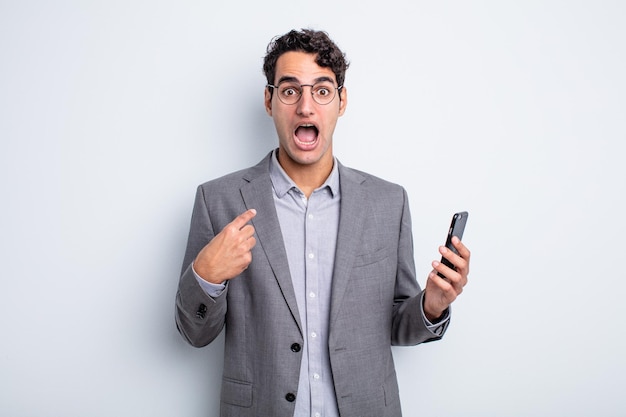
[{"left": 295, "top": 124, "right": 319, "bottom": 145}]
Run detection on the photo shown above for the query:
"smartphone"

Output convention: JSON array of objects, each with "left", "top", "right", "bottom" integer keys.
[{"left": 437, "top": 211, "right": 468, "bottom": 279}]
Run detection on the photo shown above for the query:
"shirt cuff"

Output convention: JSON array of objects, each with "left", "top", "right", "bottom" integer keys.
[{"left": 192, "top": 263, "right": 226, "bottom": 298}]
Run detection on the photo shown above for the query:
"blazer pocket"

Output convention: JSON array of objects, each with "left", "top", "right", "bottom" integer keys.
[
  {"left": 221, "top": 377, "right": 253, "bottom": 408},
  {"left": 353, "top": 247, "right": 391, "bottom": 267}
]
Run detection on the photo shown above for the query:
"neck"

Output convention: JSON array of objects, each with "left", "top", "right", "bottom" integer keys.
[{"left": 277, "top": 150, "right": 333, "bottom": 198}]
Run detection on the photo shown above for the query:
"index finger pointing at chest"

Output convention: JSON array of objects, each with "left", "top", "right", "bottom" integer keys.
[{"left": 231, "top": 209, "right": 257, "bottom": 230}]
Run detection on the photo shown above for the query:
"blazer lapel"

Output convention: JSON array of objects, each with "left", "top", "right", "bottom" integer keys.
[
  {"left": 240, "top": 155, "right": 303, "bottom": 336},
  {"left": 329, "top": 164, "right": 368, "bottom": 327}
]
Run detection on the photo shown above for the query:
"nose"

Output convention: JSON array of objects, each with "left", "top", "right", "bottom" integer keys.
[{"left": 296, "top": 85, "right": 315, "bottom": 115}]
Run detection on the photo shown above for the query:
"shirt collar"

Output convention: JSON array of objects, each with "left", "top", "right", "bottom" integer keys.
[{"left": 269, "top": 149, "right": 340, "bottom": 199}]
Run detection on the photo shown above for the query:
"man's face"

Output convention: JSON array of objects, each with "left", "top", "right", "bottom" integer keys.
[{"left": 265, "top": 51, "right": 347, "bottom": 172}]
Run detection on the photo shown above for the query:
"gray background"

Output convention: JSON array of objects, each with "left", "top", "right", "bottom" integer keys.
[{"left": 1, "top": 1, "right": 625, "bottom": 416}]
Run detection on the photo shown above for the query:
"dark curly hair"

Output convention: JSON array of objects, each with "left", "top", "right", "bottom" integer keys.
[{"left": 263, "top": 29, "right": 350, "bottom": 89}]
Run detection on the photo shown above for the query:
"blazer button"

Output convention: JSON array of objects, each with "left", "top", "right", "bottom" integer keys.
[
  {"left": 285, "top": 393, "right": 296, "bottom": 402},
  {"left": 196, "top": 304, "right": 207, "bottom": 319},
  {"left": 290, "top": 343, "right": 301, "bottom": 353}
]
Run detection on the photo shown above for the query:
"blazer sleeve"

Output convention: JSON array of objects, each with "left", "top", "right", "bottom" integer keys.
[
  {"left": 175, "top": 185, "right": 227, "bottom": 347},
  {"left": 390, "top": 188, "right": 450, "bottom": 345}
]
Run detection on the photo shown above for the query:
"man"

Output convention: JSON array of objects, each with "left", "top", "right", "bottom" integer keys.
[{"left": 175, "top": 29, "right": 470, "bottom": 417}]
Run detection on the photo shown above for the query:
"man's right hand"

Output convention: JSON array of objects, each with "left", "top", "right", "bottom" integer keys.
[{"left": 193, "top": 209, "right": 257, "bottom": 284}]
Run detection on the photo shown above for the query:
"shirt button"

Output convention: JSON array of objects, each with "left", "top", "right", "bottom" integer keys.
[
  {"left": 290, "top": 343, "right": 301, "bottom": 353},
  {"left": 309, "top": 292, "right": 316, "bottom": 298},
  {"left": 315, "top": 413, "right": 321, "bottom": 417},
  {"left": 308, "top": 253, "right": 315, "bottom": 259},
  {"left": 311, "top": 332, "right": 317, "bottom": 338},
  {"left": 285, "top": 392, "right": 296, "bottom": 402},
  {"left": 313, "top": 373, "right": 320, "bottom": 380},
  {"left": 308, "top": 214, "right": 314, "bottom": 220}
]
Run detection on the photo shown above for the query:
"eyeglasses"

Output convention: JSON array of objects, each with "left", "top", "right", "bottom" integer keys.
[{"left": 267, "top": 81, "right": 343, "bottom": 105}]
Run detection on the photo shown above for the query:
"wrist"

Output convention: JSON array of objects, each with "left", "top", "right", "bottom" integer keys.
[
  {"left": 422, "top": 292, "right": 445, "bottom": 323},
  {"left": 192, "top": 261, "right": 222, "bottom": 285},
  {"left": 425, "top": 309, "right": 445, "bottom": 323}
]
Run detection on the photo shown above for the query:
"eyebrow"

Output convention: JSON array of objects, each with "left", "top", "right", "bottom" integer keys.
[{"left": 276, "top": 75, "right": 336, "bottom": 85}]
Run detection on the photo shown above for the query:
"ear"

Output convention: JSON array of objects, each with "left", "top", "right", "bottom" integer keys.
[
  {"left": 264, "top": 87, "right": 273, "bottom": 116},
  {"left": 338, "top": 86, "right": 348, "bottom": 116}
]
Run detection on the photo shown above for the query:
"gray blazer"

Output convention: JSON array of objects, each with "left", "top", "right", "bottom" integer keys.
[{"left": 175, "top": 152, "right": 448, "bottom": 417}]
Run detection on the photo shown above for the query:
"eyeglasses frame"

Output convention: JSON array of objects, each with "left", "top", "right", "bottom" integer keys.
[{"left": 266, "top": 82, "right": 343, "bottom": 106}]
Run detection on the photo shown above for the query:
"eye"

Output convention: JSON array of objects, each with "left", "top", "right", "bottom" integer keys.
[
  {"left": 314, "top": 85, "right": 332, "bottom": 97},
  {"left": 280, "top": 85, "right": 300, "bottom": 97}
]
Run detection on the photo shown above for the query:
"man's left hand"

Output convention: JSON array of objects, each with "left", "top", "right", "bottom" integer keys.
[{"left": 423, "top": 236, "right": 470, "bottom": 322}]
